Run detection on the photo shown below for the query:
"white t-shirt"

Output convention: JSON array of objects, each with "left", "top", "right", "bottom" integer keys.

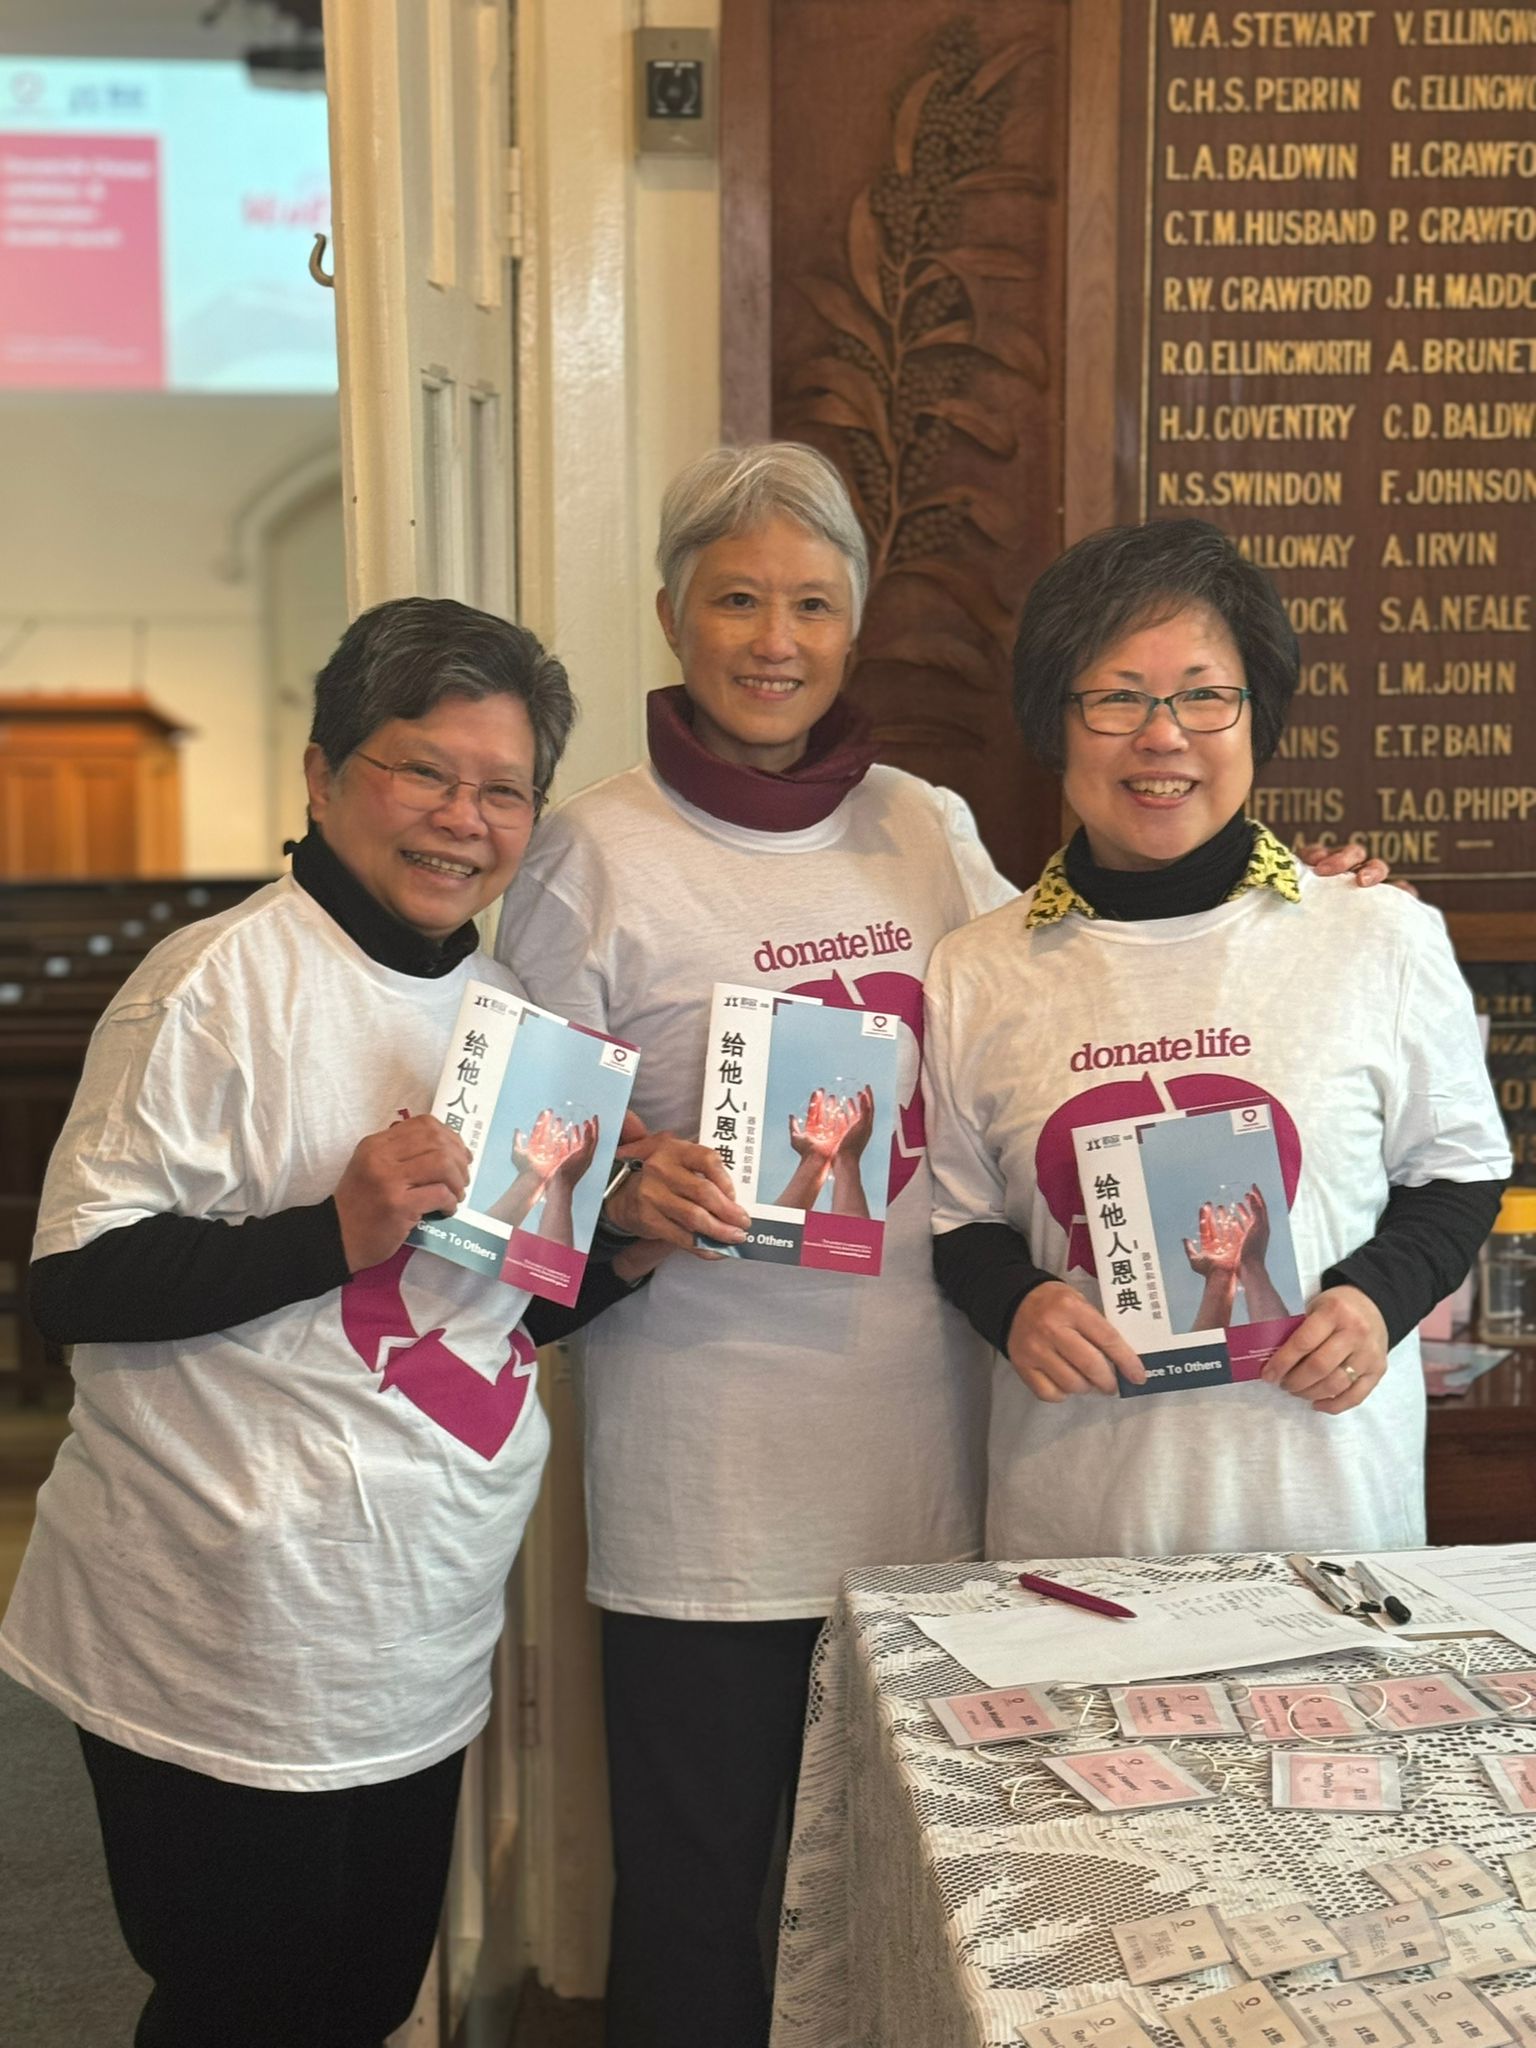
[
  {"left": 924, "top": 865, "right": 1512, "bottom": 1560},
  {"left": 0, "top": 879, "right": 550, "bottom": 1790},
  {"left": 495, "top": 761, "right": 1017, "bottom": 1619}
]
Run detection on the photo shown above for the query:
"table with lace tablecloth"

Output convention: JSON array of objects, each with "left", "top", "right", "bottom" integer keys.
[{"left": 771, "top": 1553, "right": 1536, "bottom": 2048}]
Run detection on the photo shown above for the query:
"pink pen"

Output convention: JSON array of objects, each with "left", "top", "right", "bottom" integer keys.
[{"left": 1017, "top": 1571, "right": 1137, "bottom": 1620}]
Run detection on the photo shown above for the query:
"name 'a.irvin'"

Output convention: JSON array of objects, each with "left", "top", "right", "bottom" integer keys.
[{"left": 1070, "top": 1025, "right": 1254, "bottom": 1072}]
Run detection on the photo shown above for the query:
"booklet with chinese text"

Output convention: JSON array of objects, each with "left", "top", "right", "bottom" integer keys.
[
  {"left": 1072, "top": 1100, "right": 1304, "bottom": 1395},
  {"left": 408, "top": 979, "right": 640, "bottom": 1306},
  {"left": 696, "top": 981, "right": 900, "bottom": 1274}
]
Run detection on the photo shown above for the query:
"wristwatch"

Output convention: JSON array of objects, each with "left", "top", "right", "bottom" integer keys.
[{"left": 596, "top": 1155, "right": 644, "bottom": 1248}]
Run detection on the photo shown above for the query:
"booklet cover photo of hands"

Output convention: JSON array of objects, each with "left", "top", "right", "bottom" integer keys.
[
  {"left": 1071, "top": 1101, "right": 1305, "bottom": 1396},
  {"left": 409, "top": 979, "right": 639, "bottom": 1306},
  {"left": 696, "top": 982, "right": 900, "bottom": 1274}
]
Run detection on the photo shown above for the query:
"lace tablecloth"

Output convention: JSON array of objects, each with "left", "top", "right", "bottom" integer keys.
[{"left": 771, "top": 1554, "right": 1536, "bottom": 2048}]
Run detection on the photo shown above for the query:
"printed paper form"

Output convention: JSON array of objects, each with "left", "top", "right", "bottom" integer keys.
[
  {"left": 1359, "top": 1546, "right": 1536, "bottom": 1656},
  {"left": 910, "top": 1580, "right": 1382, "bottom": 1690}
]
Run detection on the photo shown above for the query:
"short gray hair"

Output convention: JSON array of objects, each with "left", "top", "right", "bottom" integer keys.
[
  {"left": 656, "top": 442, "right": 870, "bottom": 629},
  {"left": 310, "top": 596, "right": 575, "bottom": 797}
]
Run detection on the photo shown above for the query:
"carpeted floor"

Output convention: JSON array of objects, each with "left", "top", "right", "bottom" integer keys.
[{"left": 0, "top": 1672, "right": 150, "bottom": 2046}]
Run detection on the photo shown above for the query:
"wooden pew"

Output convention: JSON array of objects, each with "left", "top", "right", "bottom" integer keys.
[{"left": 0, "top": 877, "right": 270, "bottom": 1402}]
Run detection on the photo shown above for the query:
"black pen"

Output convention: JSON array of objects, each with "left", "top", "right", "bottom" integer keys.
[{"left": 1353, "top": 1560, "right": 1412, "bottom": 1626}]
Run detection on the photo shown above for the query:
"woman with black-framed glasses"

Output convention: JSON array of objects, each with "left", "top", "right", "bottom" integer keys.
[{"left": 923, "top": 518, "right": 1509, "bottom": 1560}]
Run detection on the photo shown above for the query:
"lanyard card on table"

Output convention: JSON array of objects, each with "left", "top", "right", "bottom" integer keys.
[
  {"left": 1361, "top": 1673, "right": 1499, "bottom": 1734},
  {"left": 1271, "top": 1750, "right": 1404, "bottom": 1813},
  {"left": 1166, "top": 1982, "right": 1312, "bottom": 2048},
  {"left": 1376, "top": 1980, "right": 1515, "bottom": 2048},
  {"left": 1330, "top": 1901, "right": 1449, "bottom": 1979},
  {"left": 693, "top": 981, "right": 899, "bottom": 1276},
  {"left": 1485, "top": 1987, "right": 1536, "bottom": 2048},
  {"left": 1288, "top": 1985, "right": 1411, "bottom": 2048},
  {"left": 1071, "top": 1101, "right": 1304, "bottom": 1397},
  {"left": 1107, "top": 1683, "right": 1245, "bottom": 1742},
  {"left": 1472, "top": 1669, "right": 1536, "bottom": 1722},
  {"left": 1368, "top": 1846, "right": 1510, "bottom": 1917},
  {"left": 928, "top": 1683, "right": 1073, "bottom": 1748},
  {"left": 1017, "top": 2000, "right": 1159, "bottom": 2048},
  {"left": 1045, "top": 1747, "right": 1219, "bottom": 1820},
  {"left": 1437, "top": 1907, "right": 1536, "bottom": 1980},
  {"left": 1234, "top": 1683, "right": 1372, "bottom": 1743},
  {"left": 1112, "top": 1906, "right": 1232, "bottom": 1986},
  {"left": 1482, "top": 1755, "right": 1536, "bottom": 1815},
  {"left": 1220, "top": 1903, "right": 1346, "bottom": 1976}
]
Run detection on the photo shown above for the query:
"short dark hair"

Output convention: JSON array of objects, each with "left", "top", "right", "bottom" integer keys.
[
  {"left": 309, "top": 597, "right": 576, "bottom": 794},
  {"left": 1011, "top": 519, "right": 1298, "bottom": 771}
]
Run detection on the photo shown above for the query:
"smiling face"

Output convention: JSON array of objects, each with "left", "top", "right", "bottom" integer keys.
[
  {"left": 303, "top": 692, "right": 538, "bottom": 939},
  {"left": 1061, "top": 604, "right": 1254, "bottom": 872},
  {"left": 658, "top": 513, "right": 857, "bottom": 772}
]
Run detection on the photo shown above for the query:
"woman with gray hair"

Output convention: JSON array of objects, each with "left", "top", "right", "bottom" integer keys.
[
  {"left": 3, "top": 597, "right": 661, "bottom": 2048},
  {"left": 501, "top": 456, "right": 1395, "bottom": 2045},
  {"left": 495, "top": 444, "right": 1004, "bottom": 2043}
]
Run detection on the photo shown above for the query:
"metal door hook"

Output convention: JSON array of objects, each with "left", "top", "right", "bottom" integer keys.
[{"left": 309, "top": 232, "right": 334, "bottom": 287}]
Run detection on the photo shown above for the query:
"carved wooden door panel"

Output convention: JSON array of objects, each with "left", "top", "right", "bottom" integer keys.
[{"left": 724, "top": 0, "right": 1071, "bottom": 886}]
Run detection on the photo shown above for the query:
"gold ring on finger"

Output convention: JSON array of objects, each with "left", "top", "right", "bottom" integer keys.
[{"left": 1340, "top": 1364, "right": 1359, "bottom": 1384}]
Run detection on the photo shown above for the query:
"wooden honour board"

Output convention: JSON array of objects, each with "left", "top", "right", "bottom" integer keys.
[{"left": 1099, "top": 0, "right": 1536, "bottom": 925}]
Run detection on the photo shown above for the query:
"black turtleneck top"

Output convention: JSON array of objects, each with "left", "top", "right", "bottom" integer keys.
[
  {"left": 28, "top": 826, "right": 638, "bottom": 1348},
  {"left": 932, "top": 816, "right": 1506, "bottom": 1357}
]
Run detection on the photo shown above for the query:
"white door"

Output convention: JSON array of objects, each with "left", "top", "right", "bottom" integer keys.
[
  {"left": 321, "top": 5, "right": 524, "bottom": 2041},
  {"left": 324, "top": 0, "right": 516, "bottom": 618}
]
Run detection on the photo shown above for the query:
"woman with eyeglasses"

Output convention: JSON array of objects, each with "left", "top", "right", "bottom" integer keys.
[
  {"left": 1, "top": 598, "right": 663, "bottom": 2048},
  {"left": 924, "top": 518, "right": 1510, "bottom": 1560}
]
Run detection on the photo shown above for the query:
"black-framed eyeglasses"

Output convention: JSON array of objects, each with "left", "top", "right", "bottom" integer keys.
[
  {"left": 1066, "top": 686, "right": 1251, "bottom": 737},
  {"left": 353, "top": 752, "right": 546, "bottom": 823}
]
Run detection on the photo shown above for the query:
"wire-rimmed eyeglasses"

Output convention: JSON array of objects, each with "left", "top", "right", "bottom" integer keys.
[
  {"left": 1066, "top": 686, "right": 1251, "bottom": 737},
  {"left": 353, "top": 752, "right": 546, "bottom": 824}
]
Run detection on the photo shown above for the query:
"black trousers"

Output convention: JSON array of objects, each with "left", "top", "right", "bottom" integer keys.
[
  {"left": 78, "top": 1727, "right": 464, "bottom": 2048},
  {"left": 601, "top": 1610, "right": 824, "bottom": 2048}
]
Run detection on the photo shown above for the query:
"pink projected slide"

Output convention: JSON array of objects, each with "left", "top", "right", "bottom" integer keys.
[{"left": 0, "top": 133, "right": 164, "bottom": 386}]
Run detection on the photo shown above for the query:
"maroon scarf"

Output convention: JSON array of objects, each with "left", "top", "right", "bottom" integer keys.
[{"left": 645, "top": 685, "right": 876, "bottom": 832}]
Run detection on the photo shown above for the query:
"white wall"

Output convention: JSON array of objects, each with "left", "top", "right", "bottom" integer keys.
[
  {"left": 516, "top": 0, "right": 720, "bottom": 806},
  {"left": 0, "top": 394, "right": 341, "bottom": 874}
]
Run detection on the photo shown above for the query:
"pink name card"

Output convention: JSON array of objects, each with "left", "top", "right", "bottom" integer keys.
[{"left": 929, "top": 1684, "right": 1071, "bottom": 1748}]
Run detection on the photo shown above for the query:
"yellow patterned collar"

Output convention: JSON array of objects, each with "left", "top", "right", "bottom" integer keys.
[{"left": 1025, "top": 820, "right": 1300, "bottom": 928}]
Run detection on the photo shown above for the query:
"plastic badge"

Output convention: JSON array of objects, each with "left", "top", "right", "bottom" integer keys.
[
  {"left": 928, "top": 1684, "right": 1073, "bottom": 1748},
  {"left": 1375, "top": 1980, "right": 1514, "bottom": 2048},
  {"left": 1271, "top": 1751, "right": 1404, "bottom": 1813},
  {"left": 1167, "top": 1982, "right": 1312, "bottom": 2048},
  {"left": 1474, "top": 1671, "right": 1536, "bottom": 1723},
  {"left": 1438, "top": 1907, "right": 1536, "bottom": 1980},
  {"left": 1237, "top": 1684, "right": 1371, "bottom": 1742},
  {"left": 1018, "top": 2000, "right": 1158, "bottom": 2048},
  {"left": 1221, "top": 1903, "right": 1347, "bottom": 1976},
  {"left": 1289, "top": 1984, "right": 1412, "bottom": 2048},
  {"left": 1108, "top": 1684, "right": 1245, "bottom": 1742},
  {"left": 1330, "top": 1900, "right": 1449, "bottom": 1979},
  {"left": 1112, "top": 1907, "right": 1232, "bottom": 1986},
  {"left": 1363, "top": 1674, "right": 1498, "bottom": 1734},
  {"left": 1482, "top": 1757, "right": 1536, "bottom": 1815},
  {"left": 1485, "top": 1987, "right": 1536, "bottom": 2048},
  {"left": 1045, "top": 1747, "right": 1219, "bottom": 1819},
  {"left": 1505, "top": 1848, "right": 1536, "bottom": 1911},
  {"left": 1368, "top": 1847, "right": 1511, "bottom": 1917}
]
